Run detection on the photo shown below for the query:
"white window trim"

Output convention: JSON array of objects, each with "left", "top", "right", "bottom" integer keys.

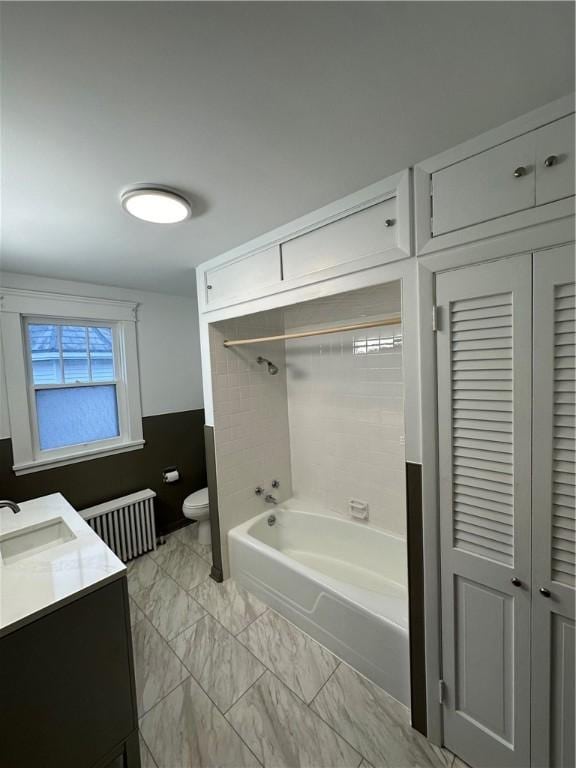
[{"left": 0, "top": 288, "right": 145, "bottom": 475}]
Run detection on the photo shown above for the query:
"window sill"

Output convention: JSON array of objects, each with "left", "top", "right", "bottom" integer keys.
[{"left": 12, "top": 439, "right": 146, "bottom": 476}]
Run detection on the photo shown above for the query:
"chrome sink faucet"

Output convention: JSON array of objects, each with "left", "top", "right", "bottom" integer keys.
[{"left": 0, "top": 500, "right": 21, "bottom": 514}]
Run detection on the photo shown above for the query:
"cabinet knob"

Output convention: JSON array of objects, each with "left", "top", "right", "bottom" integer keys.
[
  {"left": 384, "top": 218, "right": 395, "bottom": 227},
  {"left": 544, "top": 155, "right": 558, "bottom": 168},
  {"left": 207, "top": 284, "right": 213, "bottom": 290},
  {"left": 511, "top": 577, "right": 522, "bottom": 587},
  {"left": 513, "top": 166, "right": 527, "bottom": 178},
  {"left": 539, "top": 587, "right": 551, "bottom": 598}
]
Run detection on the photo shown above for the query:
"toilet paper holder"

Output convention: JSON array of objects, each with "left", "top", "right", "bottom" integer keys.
[{"left": 162, "top": 466, "right": 180, "bottom": 483}]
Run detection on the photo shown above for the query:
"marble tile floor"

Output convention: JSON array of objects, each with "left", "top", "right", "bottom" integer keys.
[{"left": 128, "top": 528, "right": 460, "bottom": 768}]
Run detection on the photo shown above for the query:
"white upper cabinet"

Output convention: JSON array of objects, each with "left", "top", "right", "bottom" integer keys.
[
  {"left": 204, "top": 245, "right": 281, "bottom": 307},
  {"left": 197, "top": 172, "right": 410, "bottom": 312},
  {"left": 431, "top": 132, "right": 535, "bottom": 236},
  {"left": 535, "top": 114, "right": 575, "bottom": 206},
  {"left": 415, "top": 95, "right": 575, "bottom": 257},
  {"left": 281, "top": 197, "right": 398, "bottom": 282}
]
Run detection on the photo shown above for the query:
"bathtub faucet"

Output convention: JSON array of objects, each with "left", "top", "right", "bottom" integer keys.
[{"left": 264, "top": 494, "right": 277, "bottom": 505}]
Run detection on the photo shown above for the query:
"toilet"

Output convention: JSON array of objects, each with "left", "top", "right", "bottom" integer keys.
[{"left": 182, "top": 487, "right": 211, "bottom": 546}]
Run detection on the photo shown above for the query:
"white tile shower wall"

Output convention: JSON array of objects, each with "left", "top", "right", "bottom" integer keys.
[
  {"left": 210, "top": 310, "right": 292, "bottom": 576},
  {"left": 284, "top": 283, "right": 406, "bottom": 535}
]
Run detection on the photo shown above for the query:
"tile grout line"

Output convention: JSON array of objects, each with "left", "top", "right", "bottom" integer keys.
[
  {"left": 133, "top": 570, "right": 266, "bottom": 766},
  {"left": 227, "top": 665, "right": 365, "bottom": 768},
  {"left": 132, "top": 614, "right": 193, "bottom": 719},
  {"left": 155, "top": 531, "right": 213, "bottom": 569},
  {"left": 233, "top": 605, "right": 270, "bottom": 637},
  {"left": 131, "top": 564, "right": 371, "bottom": 768},
  {"left": 307, "top": 659, "right": 341, "bottom": 708},
  {"left": 150, "top": 541, "right": 212, "bottom": 592},
  {"left": 130, "top": 555, "right": 210, "bottom": 642},
  {"left": 138, "top": 729, "right": 159, "bottom": 768},
  {"left": 173, "top": 525, "right": 214, "bottom": 565},
  {"left": 141, "top": 669, "right": 265, "bottom": 768}
]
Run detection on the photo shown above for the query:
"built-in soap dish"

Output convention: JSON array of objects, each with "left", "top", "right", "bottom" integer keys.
[{"left": 349, "top": 499, "right": 369, "bottom": 521}]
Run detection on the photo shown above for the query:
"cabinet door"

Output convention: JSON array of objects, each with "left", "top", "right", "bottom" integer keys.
[
  {"left": 431, "top": 133, "right": 535, "bottom": 235},
  {"left": 281, "top": 198, "right": 398, "bottom": 282},
  {"left": 531, "top": 245, "right": 575, "bottom": 768},
  {"left": 205, "top": 245, "right": 281, "bottom": 306},
  {"left": 535, "top": 115, "right": 575, "bottom": 206},
  {"left": 436, "top": 255, "right": 532, "bottom": 768}
]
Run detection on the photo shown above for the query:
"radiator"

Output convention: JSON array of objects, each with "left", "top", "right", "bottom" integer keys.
[{"left": 80, "top": 489, "right": 157, "bottom": 562}]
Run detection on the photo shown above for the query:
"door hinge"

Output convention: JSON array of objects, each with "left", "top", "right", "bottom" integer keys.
[
  {"left": 438, "top": 679, "right": 447, "bottom": 704},
  {"left": 430, "top": 178, "right": 434, "bottom": 234},
  {"left": 432, "top": 305, "right": 439, "bottom": 332}
]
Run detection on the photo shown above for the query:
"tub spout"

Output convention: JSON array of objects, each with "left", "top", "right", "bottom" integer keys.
[{"left": 264, "top": 494, "right": 277, "bottom": 505}]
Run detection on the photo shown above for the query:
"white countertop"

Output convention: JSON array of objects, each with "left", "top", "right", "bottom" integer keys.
[{"left": 0, "top": 493, "right": 126, "bottom": 638}]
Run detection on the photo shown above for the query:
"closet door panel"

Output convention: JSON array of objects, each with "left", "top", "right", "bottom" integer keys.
[
  {"left": 531, "top": 244, "right": 575, "bottom": 768},
  {"left": 436, "top": 255, "right": 532, "bottom": 768}
]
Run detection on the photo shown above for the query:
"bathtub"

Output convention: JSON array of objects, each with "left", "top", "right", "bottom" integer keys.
[{"left": 228, "top": 504, "right": 410, "bottom": 706}]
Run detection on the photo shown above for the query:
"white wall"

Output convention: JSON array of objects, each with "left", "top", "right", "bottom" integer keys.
[
  {"left": 0, "top": 272, "right": 204, "bottom": 439},
  {"left": 284, "top": 283, "right": 406, "bottom": 535}
]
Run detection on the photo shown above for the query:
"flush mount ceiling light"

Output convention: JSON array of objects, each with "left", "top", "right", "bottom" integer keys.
[{"left": 120, "top": 187, "right": 191, "bottom": 224}]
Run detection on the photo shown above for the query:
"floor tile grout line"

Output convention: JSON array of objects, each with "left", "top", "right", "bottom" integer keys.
[
  {"left": 227, "top": 666, "right": 365, "bottom": 767},
  {"left": 130, "top": 558, "right": 210, "bottom": 641},
  {"left": 130, "top": 567, "right": 450, "bottom": 768},
  {"left": 232, "top": 605, "right": 270, "bottom": 637},
  {"left": 221, "top": 665, "right": 269, "bottom": 717},
  {"left": 172, "top": 526, "right": 213, "bottom": 565},
  {"left": 308, "top": 659, "right": 341, "bottom": 708},
  {"left": 138, "top": 728, "right": 160, "bottom": 768},
  {"left": 138, "top": 667, "right": 192, "bottom": 721},
  {"left": 141, "top": 670, "right": 265, "bottom": 768},
  {"left": 132, "top": 578, "right": 419, "bottom": 768},
  {"left": 234, "top": 607, "right": 343, "bottom": 706},
  {"left": 186, "top": 579, "right": 269, "bottom": 636},
  {"left": 131, "top": 590, "right": 206, "bottom": 646},
  {"left": 150, "top": 543, "right": 211, "bottom": 593},
  {"left": 307, "top": 668, "right": 447, "bottom": 768},
  {"left": 132, "top": 569, "right": 375, "bottom": 767},
  {"left": 153, "top": 534, "right": 212, "bottom": 568},
  {"left": 192, "top": 611, "right": 272, "bottom": 686},
  {"left": 157, "top": 591, "right": 270, "bottom": 717},
  {"left": 131, "top": 613, "right": 193, "bottom": 719}
]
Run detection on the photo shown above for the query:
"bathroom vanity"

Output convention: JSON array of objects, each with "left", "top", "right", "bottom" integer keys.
[{"left": 0, "top": 494, "right": 140, "bottom": 768}]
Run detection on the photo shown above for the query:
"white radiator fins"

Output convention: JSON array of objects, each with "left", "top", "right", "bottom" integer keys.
[
  {"left": 552, "top": 282, "right": 575, "bottom": 587},
  {"left": 450, "top": 292, "right": 514, "bottom": 565},
  {"left": 80, "top": 490, "right": 157, "bottom": 562}
]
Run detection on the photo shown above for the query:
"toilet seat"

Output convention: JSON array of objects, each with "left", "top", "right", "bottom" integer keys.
[{"left": 183, "top": 487, "right": 209, "bottom": 515}]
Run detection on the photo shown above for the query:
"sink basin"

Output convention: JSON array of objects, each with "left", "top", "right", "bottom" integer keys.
[{"left": 0, "top": 518, "right": 76, "bottom": 565}]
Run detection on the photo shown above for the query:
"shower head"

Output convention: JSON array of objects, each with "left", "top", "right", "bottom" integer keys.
[{"left": 256, "top": 356, "right": 279, "bottom": 375}]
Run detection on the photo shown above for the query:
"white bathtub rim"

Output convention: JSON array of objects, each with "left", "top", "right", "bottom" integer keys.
[{"left": 232, "top": 502, "right": 407, "bottom": 545}]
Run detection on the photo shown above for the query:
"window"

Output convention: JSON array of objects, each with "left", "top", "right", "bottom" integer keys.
[
  {"left": 27, "top": 322, "right": 120, "bottom": 451},
  {"left": 1, "top": 290, "right": 144, "bottom": 474}
]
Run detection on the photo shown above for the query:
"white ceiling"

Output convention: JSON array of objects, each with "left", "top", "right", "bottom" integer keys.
[{"left": 1, "top": 2, "right": 574, "bottom": 296}]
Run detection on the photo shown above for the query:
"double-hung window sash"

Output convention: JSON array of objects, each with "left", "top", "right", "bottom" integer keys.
[{"left": 26, "top": 319, "right": 122, "bottom": 453}]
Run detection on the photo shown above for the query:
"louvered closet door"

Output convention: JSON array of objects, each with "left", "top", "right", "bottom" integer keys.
[
  {"left": 436, "top": 254, "right": 532, "bottom": 768},
  {"left": 531, "top": 244, "right": 575, "bottom": 768}
]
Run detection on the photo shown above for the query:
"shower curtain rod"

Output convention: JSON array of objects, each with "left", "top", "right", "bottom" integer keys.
[{"left": 223, "top": 315, "right": 401, "bottom": 347}]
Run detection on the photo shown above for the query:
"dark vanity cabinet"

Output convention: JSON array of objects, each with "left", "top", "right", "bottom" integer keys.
[{"left": 0, "top": 577, "right": 140, "bottom": 768}]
